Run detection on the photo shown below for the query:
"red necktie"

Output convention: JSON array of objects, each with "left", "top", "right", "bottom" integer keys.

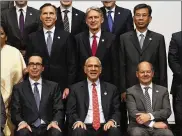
[
  {"left": 92, "top": 83, "right": 100, "bottom": 130},
  {"left": 91, "top": 35, "right": 97, "bottom": 56}
]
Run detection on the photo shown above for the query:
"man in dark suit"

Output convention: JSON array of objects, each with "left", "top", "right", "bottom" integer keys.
[
  {"left": 67, "top": 56, "right": 121, "bottom": 136},
  {"left": 10, "top": 54, "right": 64, "bottom": 136},
  {"left": 26, "top": 3, "right": 76, "bottom": 99},
  {"left": 100, "top": 1, "right": 134, "bottom": 41},
  {"left": 126, "top": 61, "right": 173, "bottom": 136},
  {"left": 75, "top": 6, "right": 118, "bottom": 88},
  {"left": 56, "top": 0, "right": 87, "bottom": 35},
  {"left": 0, "top": 1, "right": 14, "bottom": 12},
  {"left": 1, "top": 94, "right": 6, "bottom": 136},
  {"left": 1, "top": 0, "right": 40, "bottom": 57},
  {"left": 168, "top": 31, "right": 182, "bottom": 136}
]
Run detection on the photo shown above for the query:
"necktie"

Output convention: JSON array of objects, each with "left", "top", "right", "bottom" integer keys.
[
  {"left": 144, "top": 87, "right": 153, "bottom": 112},
  {"left": 92, "top": 83, "right": 100, "bottom": 130},
  {"left": 33, "top": 82, "right": 41, "bottom": 127},
  {"left": 91, "top": 35, "right": 97, "bottom": 56},
  {"left": 107, "top": 10, "right": 113, "bottom": 32},
  {"left": 19, "top": 9, "right": 24, "bottom": 37},
  {"left": 139, "top": 34, "right": 145, "bottom": 49},
  {"left": 46, "top": 31, "right": 52, "bottom": 56},
  {"left": 63, "top": 10, "right": 69, "bottom": 32}
]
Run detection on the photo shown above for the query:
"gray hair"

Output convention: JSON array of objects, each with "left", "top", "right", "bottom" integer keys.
[{"left": 85, "top": 6, "right": 104, "bottom": 18}]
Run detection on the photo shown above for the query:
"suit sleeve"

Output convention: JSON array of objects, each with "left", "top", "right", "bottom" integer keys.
[
  {"left": 168, "top": 33, "right": 182, "bottom": 79},
  {"left": 159, "top": 35, "right": 167, "bottom": 87},
  {"left": 1, "top": 94, "right": 6, "bottom": 129},
  {"left": 10, "top": 86, "right": 24, "bottom": 126},
  {"left": 52, "top": 84, "right": 64, "bottom": 125},
  {"left": 151, "top": 90, "right": 171, "bottom": 121}
]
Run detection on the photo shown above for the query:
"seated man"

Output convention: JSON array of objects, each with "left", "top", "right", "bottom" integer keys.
[
  {"left": 10, "top": 54, "right": 64, "bottom": 136},
  {"left": 66, "top": 56, "right": 121, "bottom": 136},
  {"left": 1, "top": 94, "right": 6, "bottom": 136},
  {"left": 126, "top": 61, "right": 174, "bottom": 136}
]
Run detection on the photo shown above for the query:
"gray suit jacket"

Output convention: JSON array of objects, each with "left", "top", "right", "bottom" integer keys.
[
  {"left": 126, "top": 84, "right": 171, "bottom": 128},
  {"left": 0, "top": 1, "right": 14, "bottom": 12}
]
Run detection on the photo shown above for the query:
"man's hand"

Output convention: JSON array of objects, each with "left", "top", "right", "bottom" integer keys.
[
  {"left": 153, "top": 122, "right": 168, "bottom": 129},
  {"left": 136, "top": 113, "right": 151, "bottom": 124},
  {"left": 17, "top": 122, "right": 32, "bottom": 132},
  {"left": 121, "top": 92, "right": 126, "bottom": 102},
  {"left": 47, "top": 121, "right": 61, "bottom": 132},
  {"left": 62, "top": 88, "right": 69, "bottom": 99},
  {"left": 73, "top": 121, "right": 86, "bottom": 130},
  {"left": 103, "top": 120, "right": 115, "bottom": 131}
]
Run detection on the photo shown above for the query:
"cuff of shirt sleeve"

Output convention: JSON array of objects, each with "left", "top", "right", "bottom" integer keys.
[
  {"left": 148, "top": 113, "right": 154, "bottom": 120},
  {"left": 148, "top": 121, "right": 155, "bottom": 127}
]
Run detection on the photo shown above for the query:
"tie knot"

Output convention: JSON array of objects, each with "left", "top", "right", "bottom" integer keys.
[
  {"left": 140, "top": 33, "right": 144, "bottom": 37},
  {"left": 92, "top": 34, "right": 97, "bottom": 38},
  {"left": 34, "top": 82, "right": 39, "bottom": 86},
  {"left": 47, "top": 31, "right": 52, "bottom": 35},
  {"left": 92, "top": 83, "right": 96, "bottom": 87},
  {"left": 108, "top": 10, "right": 113, "bottom": 14},
  {"left": 19, "top": 8, "right": 23, "bottom": 12},
  {"left": 63, "top": 10, "right": 69, "bottom": 14},
  {"left": 144, "top": 86, "right": 150, "bottom": 91}
]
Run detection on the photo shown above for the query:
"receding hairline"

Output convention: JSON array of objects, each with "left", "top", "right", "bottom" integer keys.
[{"left": 84, "top": 57, "right": 102, "bottom": 67}]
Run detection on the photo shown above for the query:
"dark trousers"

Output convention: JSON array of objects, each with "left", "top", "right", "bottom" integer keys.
[
  {"left": 120, "top": 101, "right": 128, "bottom": 135},
  {"left": 72, "top": 124, "right": 121, "bottom": 136},
  {"left": 173, "top": 89, "right": 182, "bottom": 136},
  {"left": 15, "top": 124, "right": 62, "bottom": 136}
]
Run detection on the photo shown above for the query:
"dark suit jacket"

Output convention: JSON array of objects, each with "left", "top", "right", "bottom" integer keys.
[
  {"left": 126, "top": 84, "right": 171, "bottom": 128},
  {"left": 0, "top": 1, "right": 14, "bottom": 12},
  {"left": 66, "top": 80, "right": 120, "bottom": 127},
  {"left": 56, "top": 7, "right": 87, "bottom": 36},
  {"left": 100, "top": 5, "right": 134, "bottom": 39},
  {"left": 10, "top": 79, "right": 64, "bottom": 127},
  {"left": 168, "top": 31, "right": 182, "bottom": 95},
  {"left": 26, "top": 27, "right": 76, "bottom": 91},
  {"left": 1, "top": 6, "right": 41, "bottom": 50},
  {"left": 1, "top": 94, "right": 6, "bottom": 136},
  {"left": 75, "top": 30, "right": 119, "bottom": 87},
  {"left": 119, "top": 30, "right": 167, "bottom": 93}
]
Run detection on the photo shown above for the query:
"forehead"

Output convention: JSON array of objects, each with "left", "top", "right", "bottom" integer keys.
[
  {"left": 87, "top": 10, "right": 101, "bottom": 17},
  {"left": 86, "top": 58, "right": 100, "bottom": 65},
  {"left": 138, "top": 63, "right": 152, "bottom": 71},
  {"left": 29, "top": 56, "right": 42, "bottom": 62},
  {"left": 135, "top": 8, "right": 149, "bottom": 14},
  {"left": 41, "top": 6, "right": 56, "bottom": 13}
]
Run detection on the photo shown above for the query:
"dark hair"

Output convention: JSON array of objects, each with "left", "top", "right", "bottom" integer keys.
[
  {"left": 40, "top": 3, "right": 57, "bottom": 15},
  {"left": 28, "top": 53, "right": 44, "bottom": 66},
  {"left": 0, "top": 22, "right": 8, "bottom": 36},
  {"left": 134, "top": 4, "right": 152, "bottom": 16}
]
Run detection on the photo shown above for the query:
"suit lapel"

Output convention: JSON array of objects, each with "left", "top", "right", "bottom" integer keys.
[
  {"left": 141, "top": 30, "right": 153, "bottom": 53},
  {"left": 152, "top": 84, "right": 158, "bottom": 110},
  {"left": 83, "top": 31, "right": 92, "bottom": 56},
  {"left": 113, "top": 6, "right": 124, "bottom": 33},
  {"left": 23, "top": 80, "right": 39, "bottom": 113},
  {"left": 50, "top": 28, "right": 60, "bottom": 56},
  {"left": 71, "top": 7, "right": 78, "bottom": 33},
  {"left": 100, "top": 81, "right": 108, "bottom": 116},
  {"left": 130, "top": 31, "right": 142, "bottom": 54},
  {"left": 24, "top": 7, "right": 33, "bottom": 28},
  {"left": 83, "top": 81, "right": 89, "bottom": 110},
  {"left": 102, "top": 8, "right": 110, "bottom": 32}
]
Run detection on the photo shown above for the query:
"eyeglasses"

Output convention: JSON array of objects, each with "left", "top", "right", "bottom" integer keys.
[{"left": 28, "top": 62, "right": 42, "bottom": 67}]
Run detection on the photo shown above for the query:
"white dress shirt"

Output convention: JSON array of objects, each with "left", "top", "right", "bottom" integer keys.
[
  {"left": 105, "top": 6, "right": 116, "bottom": 22},
  {"left": 84, "top": 79, "right": 106, "bottom": 124},
  {"left": 140, "top": 83, "right": 155, "bottom": 127},
  {"left": 136, "top": 29, "right": 148, "bottom": 42},
  {"left": 16, "top": 5, "right": 27, "bottom": 27},
  {"left": 43, "top": 26, "right": 55, "bottom": 44},
  {"left": 60, "top": 5, "right": 72, "bottom": 33},
  {"left": 89, "top": 30, "right": 101, "bottom": 48}
]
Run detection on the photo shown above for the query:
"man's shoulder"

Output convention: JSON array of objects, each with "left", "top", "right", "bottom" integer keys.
[
  {"left": 148, "top": 30, "right": 164, "bottom": 38},
  {"left": 127, "top": 84, "right": 139, "bottom": 93},
  {"left": 72, "top": 7, "right": 85, "bottom": 16},
  {"left": 115, "top": 5, "right": 131, "bottom": 13},
  {"left": 27, "top": 6, "right": 39, "bottom": 13},
  {"left": 101, "top": 81, "right": 117, "bottom": 91},
  {"left": 154, "top": 84, "right": 167, "bottom": 92},
  {"left": 172, "top": 31, "right": 182, "bottom": 38}
]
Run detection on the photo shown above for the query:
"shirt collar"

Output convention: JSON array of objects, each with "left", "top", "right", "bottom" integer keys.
[
  {"left": 89, "top": 29, "right": 101, "bottom": 39},
  {"left": 140, "top": 82, "right": 152, "bottom": 90},
  {"left": 16, "top": 5, "right": 27, "bottom": 13},
  {"left": 43, "top": 26, "right": 56, "bottom": 35},
  {"left": 105, "top": 6, "right": 115, "bottom": 13},
  {"left": 29, "top": 77, "right": 42, "bottom": 86},
  {"left": 136, "top": 29, "right": 148, "bottom": 38},
  {"left": 60, "top": 5, "right": 72, "bottom": 13},
  {"left": 87, "top": 78, "right": 100, "bottom": 87}
]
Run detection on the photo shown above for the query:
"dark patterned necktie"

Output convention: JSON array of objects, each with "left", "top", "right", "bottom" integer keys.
[
  {"left": 139, "top": 34, "right": 145, "bottom": 49},
  {"left": 63, "top": 10, "right": 69, "bottom": 32},
  {"left": 19, "top": 9, "right": 24, "bottom": 37},
  {"left": 144, "top": 87, "right": 153, "bottom": 112},
  {"left": 46, "top": 31, "right": 52, "bottom": 56},
  {"left": 107, "top": 10, "right": 113, "bottom": 32}
]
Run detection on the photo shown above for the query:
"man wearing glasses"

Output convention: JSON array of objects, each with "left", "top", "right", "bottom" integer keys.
[{"left": 10, "top": 54, "right": 64, "bottom": 136}]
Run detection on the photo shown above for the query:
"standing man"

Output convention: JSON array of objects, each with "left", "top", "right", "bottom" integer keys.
[
  {"left": 1, "top": 0, "right": 41, "bottom": 57},
  {"left": 26, "top": 3, "right": 76, "bottom": 99},
  {"left": 0, "top": 1, "right": 14, "bottom": 12},
  {"left": 75, "top": 7, "right": 118, "bottom": 88},
  {"left": 126, "top": 61, "right": 173, "bottom": 136},
  {"left": 67, "top": 56, "right": 121, "bottom": 136},
  {"left": 56, "top": 0, "right": 87, "bottom": 35},
  {"left": 168, "top": 31, "right": 182, "bottom": 136},
  {"left": 11, "top": 54, "right": 64, "bottom": 136}
]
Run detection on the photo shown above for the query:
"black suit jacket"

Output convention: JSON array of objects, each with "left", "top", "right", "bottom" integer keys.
[
  {"left": 75, "top": 31, "right": 119, "bottom": 87},
  {"left": 100, "top": 5, "right": 134, "bottom": 39},
  {"left": 10, "top": 79, "right": 64, "bottom": 127},
  {"left": 26, "top": 27, "right": 76, "bottom": 90},
  {"left": 66, "top": 80, "right": 120, "bottom": 126},
  {"left": 1, "top": 6, "right": 41, "bottom": 50},
  {"left": 119, "top": 30, "right": 167, "bottom": 93},
  {"left": 56, "top": 7, "right": 87, "bottom": 36},
  {"left": 0, "top": 1, "right": 14, "bottom": 12},
  {"left": 168, "top": 31, "right": 182, "bottom": 95},
  {"left": 1, "top": 94, "right": 6, "bottom": 135}
]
